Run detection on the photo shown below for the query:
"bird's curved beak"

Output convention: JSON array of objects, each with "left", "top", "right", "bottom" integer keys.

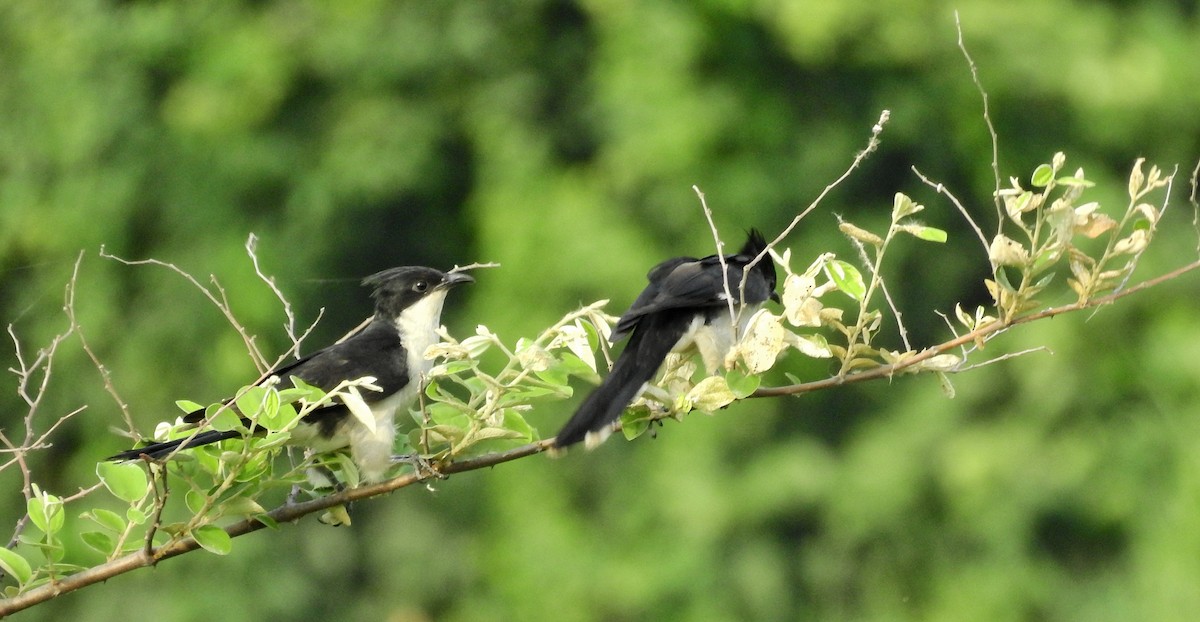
[{"left": 441, "top": 271, "right": 476, "bottom": 289}]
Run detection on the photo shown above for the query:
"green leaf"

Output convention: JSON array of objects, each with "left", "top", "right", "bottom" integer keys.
[
  {"left": 27, "top": 486, "right": 64, "bottom": 535},
  {"left": 0, "top": 547, "right": 32, "bottom": 584},
  {"left": 234, "top": 386, "right": 268, "bottom": 419},
  {"left": 222, "top": 497, "right": 268, "bottom": 518},
  {"left": 287, "top": 376, "right": 327, "bottom": 402},
  {"left": 620, "top": 414, "right": 653, "bottom": 440},
  {"left": 192, "top": 525, "right": 233, "bottom": 555},
  {"left": 127, "top": 507, "right": 148, "bottom": 525},
  {"left": 259, "top": 401, "right": 297, "bottom": 432},
  {"left": 501, "top": 409, "right": 535, "bottom": 440},
  {"left": 825, "top": 260, "right": 866, "bottom": 301},
  {"left": 1055, "top": 175, "right": 1094, "bottom": 188},
  {"left": 901, "top": 225, "right": 948, "bottom": 243},
  {"left": 1031, "top": 163, "right": 1054, "bottom": 187},
  {"left": 175, "top": 399, "right": 204, "bottom": 413},
  {"left": 253, "top": 431, "right": 292, "bottom": 449},
  {"left": 81, "top": 531, "right": 117, "bottom": 555},
  {"left": 85, "top": 508, "right": 127, "bottom": 534},
  {"left": 185, "top": 488, "right": 207, "bottom": 514},
  {"left": 435, "top": 359, "right": 475, "bottom": 376},
  {"left": 724, "top": 368, "right": 761, "bottom": 399},
  {"left": 497, "top": 386, "right": 569, "bottom": 407},
  {"left": 96, "top": 460, "right": 149, "bottom": 503},
  {"left": 208, "top": 407, "right": 242, "bottom": 432}
]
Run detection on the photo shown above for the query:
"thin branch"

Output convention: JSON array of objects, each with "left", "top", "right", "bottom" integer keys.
[
  {"left": 0, "top": 439, "right": 554, "bottom": 616},
  {"left": 912, "top": 165, "right": 990, "bottom": 254},
  {"left": 100, "top": 247, "right": 268, "bottom": 371},
  {"left": 743, "top": 110, "right": 890, "bottom": 289},
  {"left": 65, "top": 253, "right": 137, "bottom": 435},
  {"left": 877, "top": 280, "right": 912, "bottom": 352},
  {"left": 693, "top": 185, "right": 738, "bottom": 327},
  {"left": 1190, "top": 157, "right": 1200, "bottom": 256},
  {"left": 954, "top": 346, "right": 1053, "bottom": 373},
  {"left": 245, "top": 234, "right": 303, "bottom": 361},
  {"left": 3, "top": 250, "right": 1196, "bottom": 616},
  {"left": 751, "top": 257, "right": 1200, "bottom": 397},
  {"left": 955, "top": 10, "right": 1003, "bottom": 229}
]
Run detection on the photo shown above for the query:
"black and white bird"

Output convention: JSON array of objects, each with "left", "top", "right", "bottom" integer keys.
[
  {"left": 554, "top": 230, "right": 779, "bottom": 449},
  {"left": 108, "top": 266, "right": 473, "bottom": 483}
]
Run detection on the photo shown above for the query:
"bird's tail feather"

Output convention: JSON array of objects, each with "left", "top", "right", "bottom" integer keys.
[
  {"left": 554, "top": 314, "right": 687, "bottom": 448},
  {"left": 107, "top": 429, "right": 242, "bottom": 462}
]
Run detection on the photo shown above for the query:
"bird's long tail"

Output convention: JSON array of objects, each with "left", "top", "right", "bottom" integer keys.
[
  {"left": 554, "top": 313, "right": 688, "bottom": 448},
  {"left": 107, "top": 429, "right": 241, "bottom": 461}
]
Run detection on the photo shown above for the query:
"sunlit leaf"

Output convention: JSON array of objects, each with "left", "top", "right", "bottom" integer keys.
[
  {"left": 825, "top": 260, "right": 866, "bottom": 301},
  {"left": 900, "top": 225, "right": 948, "bottom": 243},
  {"left": 234, "top": 386, "right": 268, "bottom": 419},
  {"left": 0, "top": 547, "right": 32, "bottom": 584},
  {"left": 737, "top": 310, "right": 788, "bottom": 374},
  {"left": 791, "top": 334, "right": 832, "bottom": 359},
  {"left": 208, "top": 407, "right": 242, "bottom": 432},
  {"left": 175, "top": 399, "right": 204, "bottom": 413},
  {"left": 684, "top": 376, "right": 736, "bottom": 413},
  {"left": 1031, "top": 163, "right": 1054, "bottom": 187},
  {"left": 96, "top": 461, "right": 149, "bottom": 503},
  {"left": 891, "top": 192, "right": 924, "bottom": 220},
  {"left": 27, "top": 485, "right": 64, "bottom": 535}
]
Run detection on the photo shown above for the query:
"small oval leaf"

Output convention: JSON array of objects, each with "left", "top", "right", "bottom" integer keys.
[
  {"left": 97, "top": 461, "right": 149, "bottom": 503},
  {"left": 1031, "top": 163, "right": 1054, "bottom": 187},
  {"left": 0, "top": 547, "right": 33, "bottom": 584},
  {"left": 192, "top": 525, "right": 232, "bottom": 555},
  {"left": 81, "top": 531, "right": 117, "bottom": 555}
]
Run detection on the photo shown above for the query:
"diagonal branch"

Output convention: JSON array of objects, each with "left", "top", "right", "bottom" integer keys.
[{"left": 751, "top": 257, "right": 1200, "bottom": 397}]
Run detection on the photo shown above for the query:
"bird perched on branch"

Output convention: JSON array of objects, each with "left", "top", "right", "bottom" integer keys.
[
  {"left": 108, "top": 266, "right": 473, "bottom": 483},
  {"left": 554, "top": 229, "right": 779, "bottom": 449}
]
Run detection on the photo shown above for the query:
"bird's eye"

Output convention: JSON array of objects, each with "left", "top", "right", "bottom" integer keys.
[{"left": 412, "top": 280, "right": 429, "bottom": 293}]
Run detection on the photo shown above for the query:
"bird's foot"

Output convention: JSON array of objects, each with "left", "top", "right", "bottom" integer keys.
[{"left": 391, "top": 453, "right": 445, "bottom": 480}]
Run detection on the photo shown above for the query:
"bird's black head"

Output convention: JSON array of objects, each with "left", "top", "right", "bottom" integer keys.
[
  {"left": 739, "top": 229, "right": 780, "bottom": 303},
  {"left": 362, "top": 266, "right": 474, "bottom": 320}
]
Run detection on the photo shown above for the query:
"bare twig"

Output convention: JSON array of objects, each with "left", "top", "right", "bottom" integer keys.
[
  {"left": 100, "top": 247, "right": 268, "bottom": 370},
  {"left": 912, "top": 166, "right": 990, "bottom": 254},
  {"left": 877, "top": 281, "right": 911, "bottom": 352},
  {"left": 1190, "top": 158, "right": 1200, "bottom": 255},
  {"left": 2, "top": 257, "right": 94, "bottom": 554},
  {"left": 955, "top": 11, "right": 1003, "bottom": 228},
  {"left": 744, "top": 110, "right": 890, "bottom": 288},
  {"left": 245, "top": 234, "right": 308, "bottom": 363},
  {"left": 451, "top": 261, "right": 501, "bottom": 273},
  {"left": 954, "top": 346, "right": 1053, "bottom": 373},
  {"left": 693, "top": 186, "right": 738, "bottom": 325},
  {"left": 64, "top": 253, "right": 137, "bottom": 435}
]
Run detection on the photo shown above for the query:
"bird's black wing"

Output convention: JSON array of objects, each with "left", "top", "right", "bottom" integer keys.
[
  {"left": 555, "top": 308, "right": 693, "bottom": 447},
  {"left": 112, "top": 321, "right": 409, "bottom": 461},
  {"left": 556, "top": 229, "right": 777, "bottom": 448}
]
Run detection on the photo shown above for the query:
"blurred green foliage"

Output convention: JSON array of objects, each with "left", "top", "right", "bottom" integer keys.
[{"left": 2, "top": 0, "right": 1199, "bottom": 620}]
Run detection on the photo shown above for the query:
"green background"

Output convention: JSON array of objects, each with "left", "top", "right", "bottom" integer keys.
[{"left": 3, "top": 1, "right": 1199, "bottom": 620}]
